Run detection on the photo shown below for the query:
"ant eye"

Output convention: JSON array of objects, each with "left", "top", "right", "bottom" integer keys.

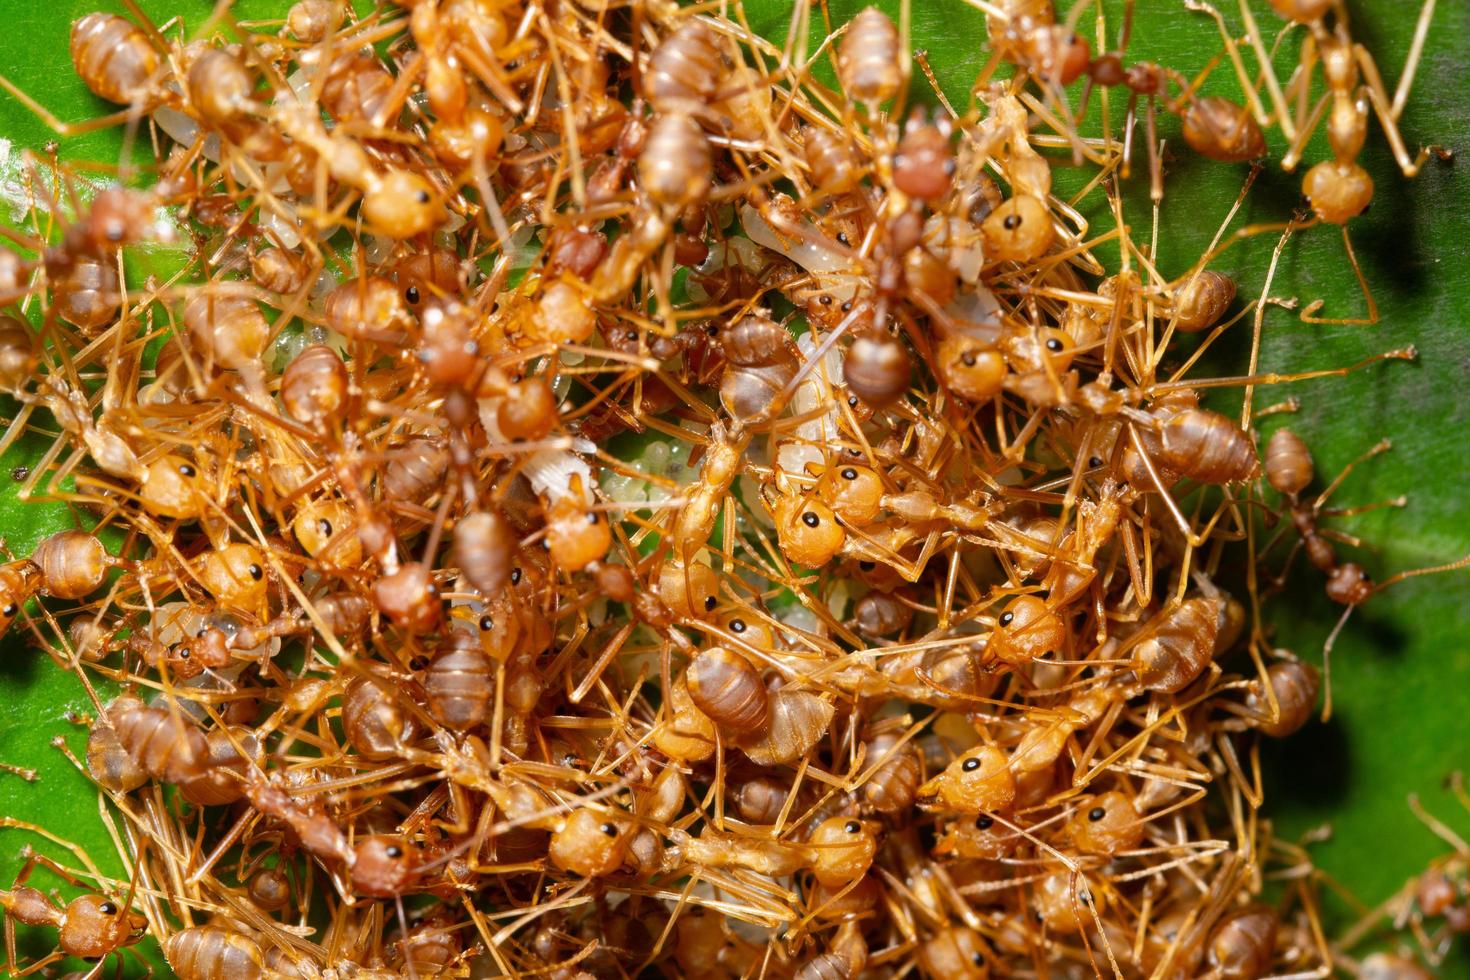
[
  {"left": 961, "top": 350, "right": 977, "bottom": 367},
  {"left": 729, "top": 618, "right": 745, "bottom": 632},
  {"left": 999, "top": 611, "right": 1015, "bottom": 627},
  {"left": 178, "top": 647, "right": 190, "bottom": 659},
  {"left": 511, "top": 568, "right": 522, "bottom": 585},
  {"left": 1090, "top": 456, "right": 1103, "bottom": 467},
  {"left": 1003, "top": 214, "right": 1023, "bottom": 230},
  {"left": 703, "top": 595, "right": 717, "bottom": 611},
  {"left": 3, "top": 604, "right": 16, "bottom": 616},
  {"left": 962, "top": 757, "right": 981, "bottom": 772},
  {"left": 840, "top": 467, "right": 858, "bottom": 480},
  {"left": 848, "top": 395, "right": 859, "bottom": 407},
  {"left": 599, "top": 822, "right": 619, "bottom": 837},
  {"left": 479, "top": 616, "right": 494, "bottom": 631},
  {"left": 415, "top": 190, "right": 430, "bottom": 204},
  {"left": 972, "top": 952, "right": 985, "bottom": 966},
  {"left": 386, "top": 845, "right": 403, "bottom": 858},
  {"left": 1046, "top": 338, "right": 1064, "bottom": 352},
  {"left": 178, "top": 463, "right": 197, "bottom": 477},
  {"left": 858, "top": 561, "right": 875, "bottom": 570},
  {"left": 626, "top": 330, "right": 638, "bottom": 341},
  {"left": 836, "top": 232, "right": 850, "bottom": 245},
  {"left": 99, "top": 901, "right": 117, "bottom": 915},
  {"left": 586, "top": 512, "right": 599, "bottom": 525},
  {"left": 975, "top": 814, "right": 993, "bottom": 829},
  {"left": 801, "top": 512, "right": 820, "bottom": 528},
  {"left": 841, "top": 301, "right": 853, "bottom": 312},
  {"left": 843, "top": 820, "right": 861, "bottom": 833},
  {"left": 248, "top": 564, "right": 263, "bottom": 580},
  {"left": 1088, "top": 806, "right": 1107, "bottom": 822},
  {"left": 819, "top": 295, "right": 833, "bottom": 305},
  {"left": 318, "top": 519, "right": 333, "bottom": 537},
  {"left": 405, "top": 285, "right": 420, "bottom": 304}
]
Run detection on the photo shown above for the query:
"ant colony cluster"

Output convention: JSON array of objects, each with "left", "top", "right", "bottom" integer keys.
[{"left": 0, "top": 0, "right": 1465, "bottom": 976}]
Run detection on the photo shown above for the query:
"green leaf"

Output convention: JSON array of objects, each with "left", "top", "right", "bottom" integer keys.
[{"left": 0, "top": 1, "right": 1467, "bottom": 973}]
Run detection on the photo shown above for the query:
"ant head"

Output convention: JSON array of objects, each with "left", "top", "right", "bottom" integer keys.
[
  {"left": 981, "top": 194, "right": 1054, "bottom": 265},
  {"left": 893, "top": 118, "right": 957, "bottom": 204},
  {"left": 351, "top": 836, "right": 424, "bottom": 898},
  {"left": 1326, "top": 562, "right": 1373, "bottom": 606},
  {"left": 61, "top": 894, "right": 146, "bottom": 959},
  {"left": 363, "top": 170, "right": 444, "bottom": 239},
  {"left": 1303, "top": 160, "right": 1374, "bottom": 225}
]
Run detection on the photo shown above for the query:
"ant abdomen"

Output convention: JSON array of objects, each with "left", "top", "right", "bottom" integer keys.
[
  {"left": 686, "top": 647, "right": 767, "bottom": 733},
  {"left": 837, "top": 7, "right": 902, "bottom": 106},
  {"left": 70, "top": 13, "right": 160, "bottom": 107}
]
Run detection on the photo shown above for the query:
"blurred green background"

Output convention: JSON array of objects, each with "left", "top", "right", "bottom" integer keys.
[{"left": 1, "top": 0, "right": 1467, "bottom": 973}]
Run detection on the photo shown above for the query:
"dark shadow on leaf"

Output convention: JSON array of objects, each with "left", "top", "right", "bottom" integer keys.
[
  {"left": 0, "top": 634, "right": 41, "bottom": 685},
  {"left": 1260, "top": 711, "right": 1351, "bottom": 811}
]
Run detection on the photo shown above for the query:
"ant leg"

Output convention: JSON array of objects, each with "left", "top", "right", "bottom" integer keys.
[
  {"left": 913, "top": 52, "right": 958, "bottom": 120},
  {"left": 1215, "top": 730, "right": 1264, "bottom": 809},
  {"left": 1117, "top": 0, "right": 1136, "bottom": 51},
  {"left": 1268, "top": 537, "right": 1305, "bottom": 593},
  {"left": 1164, "top": 346, "right": 1414, "bottom": 402},
  {"left": 1373, "top": 552, "right": 1470, "bottom": 595},
  {"left": 1144, "top": 97, "right": 1163, "bottom": 205},
  {"left": 1120, "top": 92, "right": 1139, "bottom": 180},
  {"left": 11, "top": 951, "right": 64, "bottom": 978},
  {"left": 1408, "top": 792, "right": 1470, "bottom": 856},
  {"left": 1357, "top": 68, "right": 1437, "bottom": 178},
  {"left": 0, "top": 819, "right": 109, "bottom": 883},
  {"left": 1316, "top": 528, "right": 1370, "bottom": 550},
  {"left": 118, "top": 0, "right": 170, "bottom": 50},
  {"left": 1183, "top": 45, "right": 1229, "bottom": 95},
  {"left": 1390, "top": 0, "right": 1436, "bottom": 121},
  {"left": 0, "top": 75, "right": 155, "bottom": 138},
  {"left": 368, "top": 51, "right": 425, "bottom": 131},
  {"left": 1312, "top": 438, "right": 1392, "bottom": 511},
  {"left": 1319, "top": 496, "right": 1407, "bottom": 520},
  {"left": 13, "top": 848, "right": 94, "bottom": 892},
  {"left": 1447, "top": 772, "right": 1470, "bottom": 825},
  {"left": 1117, "top": 518, "right": 1151, "bottom": 606},
  {"left": 1125, "top": 424, "right": 1207, "bottom": 548},
  {"left": 1184, "top": 1, "right": 1274, "bottom": 130},
  {"left": 1301, "top": 226, "right": 1378, "bottom": 325},
  {"left": 3, "top": 914, "right": 16, "bottom": 978},
  {"left": 1255, "top": 396, "right": 1301, "bottom": 418},
  {"left": 1019, "top": 91, "right": 1107, "bottom": 167},
  {"left": 1319, "top": 603, "right": 1355, "bottom": 721},
  {"left": 1279, "top": 90, "right": 1330, "bottom": 172},
  {"left": 1231, "top": 0, "right": 1298, "bottom": 140}
]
